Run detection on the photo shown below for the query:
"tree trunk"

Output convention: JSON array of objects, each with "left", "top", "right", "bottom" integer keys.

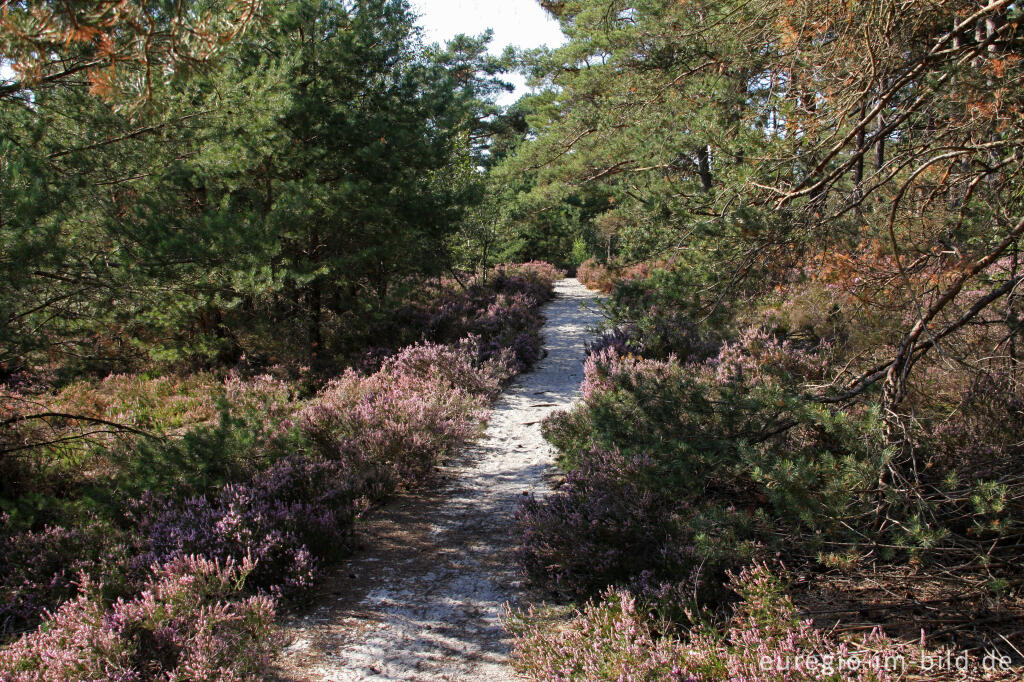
[
  {"left": 853, "top": 101, "right": 866, "bottom": 197},
  {"left": 697, "top": 145, "right": 712, "bottom": 192},
  {"left": 307, "top": 279, "right": 322, "bottom": 355},
  {"left": 874, "top": 110, "right": 885, "bottom": 172}
]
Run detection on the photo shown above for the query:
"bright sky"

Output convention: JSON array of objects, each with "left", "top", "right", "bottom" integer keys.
[{"left": 410, "top": 0, "right": 566, "bottom": 104}]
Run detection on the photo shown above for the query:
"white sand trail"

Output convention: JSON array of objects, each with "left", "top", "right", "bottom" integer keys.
[{"left": 272, "top": 278, "right": 601, "bottom": 681}]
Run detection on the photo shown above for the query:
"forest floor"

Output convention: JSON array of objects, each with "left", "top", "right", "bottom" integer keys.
[{"left": 271, "top": 278, "right": 602, "bottom": 681}]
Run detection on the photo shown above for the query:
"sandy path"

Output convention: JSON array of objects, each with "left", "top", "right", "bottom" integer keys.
[{"left": 272, "top": 278, "right": 601, "bottom": 681}]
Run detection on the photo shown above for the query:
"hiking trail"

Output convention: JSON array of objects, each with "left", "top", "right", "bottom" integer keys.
[{"left": 272, "top": 277, "right": 601, "bottom": 681}]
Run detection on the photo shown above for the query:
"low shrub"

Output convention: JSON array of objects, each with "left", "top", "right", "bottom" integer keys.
[
  {"left": 584, "top": 324, "right": 644, "bottom": 358},
  {"left": 423, "top": 277, "right": 550, "bottom": 372},
  {"left": 0, "top": 555, "right": 277, "bottom": 681},
  {"left": 495, "top": 261, "right": 566, "bottom": 288},
  {"left": 578, "top": 258, "right": 672, "bottom": 295},
  {"left": 367, "top": 263, "right": 559, "bottom": 372},
  {"left": 471, "top": 291, "right": 547, "bottom": 372},
  {"left": 577, "top": 258, "right": 614, "bottom": 292},
  {"left": 507, "top": 588, "right": 694, "bottom": 681},
  {"left": 544, "top": 349, "right": 741, "bottom": 483},
  {"left": 525, "top": 338, "right": 886, "bottom": 603},
  {"left": 516, "top": 448, "right": 700, "bottom": 598},
  {"left": 0, "top": 516, "right": 126, "bottom": 639},
  {"left": 299, "top": 344, "right": 489, "bottom": 488},
  {"left": 381, "top": 337, "right": 515, "bottom": 400},
  {"left": 507, "top": 564, "right": 917, "bottom": 681},
  {"left": 128, "top": 454, "right": 367, "bottom": 596}
]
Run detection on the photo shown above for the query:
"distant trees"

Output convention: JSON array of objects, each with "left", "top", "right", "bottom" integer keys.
[{"left": 501, "top": 0, "right": 1023, "bottom": 441}]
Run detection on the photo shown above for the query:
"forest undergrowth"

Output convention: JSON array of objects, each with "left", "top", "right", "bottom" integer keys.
[
  {"left": 506, "top": 265, "right": 1024, "bottom": 681},
  {"left": 0, "top": 263, "right": 563, "bottom": 679}
]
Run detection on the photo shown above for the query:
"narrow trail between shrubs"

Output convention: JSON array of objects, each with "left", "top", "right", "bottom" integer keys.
[{"left": 272, "top": 278, "right": 602, "bottom": 682}]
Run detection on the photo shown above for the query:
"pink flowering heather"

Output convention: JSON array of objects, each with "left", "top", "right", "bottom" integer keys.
[
  {"left": 0, "top": 516, "right": 126, "bottom": 638},
  {"left": 703, "top": 326, "right": 833, "bottom": 387},
  {"left": 579, "top": 348, "right": 678, "bottom": 402},
  {"left": 380, "top": 338, "right": 514, "bottom": 400},
  {"left": 585, "top": 324, "right": 645, "bottom": 359},
  {"left": 417, "top": 273, "right": 552, "bottom": 372},
  {"left": 493, "top": 261, "right": 566, "bottom": 288},
  {"left": 0, "top": 556, "right": 277, "bottom": 682},
  {"left": 129, "top": 455, "right": 366, "bottom": 596},
  {"left": 577, "top": 258, "right": 615, "bottom": 292},
  {"left": 298, "top": 344, "right": 489, "bottom": 489},
  {"left": 221, "top": 371, "right": 297, "bottom": 445},
  {"left": 222, "top": 372, "right": 293, "bottom": 420},
  {"left": 505, "top": 588, "right": 697, "bottom": 681},
  {"left": 507, "top": 564, "right": 918, "bottom": 682}
]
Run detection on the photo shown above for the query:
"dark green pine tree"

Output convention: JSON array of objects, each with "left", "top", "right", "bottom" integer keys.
[{"left": 1, "top": 0, "right": 513, "bottom": 374}]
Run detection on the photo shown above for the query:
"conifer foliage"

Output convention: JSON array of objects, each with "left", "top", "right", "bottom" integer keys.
[
  {"left": 1, "top": 0, "right": 506, "bottom": 374},
  {"left": 1, "top": 1, "right": 556, "bottom": 676},
  {"left": 502, "top": 0, "right": 1024, "bottom": 675}
]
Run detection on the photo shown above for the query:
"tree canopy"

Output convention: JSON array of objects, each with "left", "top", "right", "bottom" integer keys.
[{"left": 1, "top": 0, "right": 512, "bottom": 375}]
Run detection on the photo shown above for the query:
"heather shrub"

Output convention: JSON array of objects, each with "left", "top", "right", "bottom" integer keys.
[
  {"left": 707, "top": 326, "right": 834, "bottom": 385},
  {"left": 507, "top": 564, "right": 917, "bottom": 681},
  {"left": 382, "top": 338, "right": 515, "bottom": 399},
  {"left": 584, "top": 324, "right": 644, "bottom": 357},
  {"left": 577, "top": 258, "right": 614, "bottom": 292},
  {"left": 615, "top": 259, "right": 660, "bottom": 283},
  {"left": 0, "top": 516, "right": 127, "bottom": 639},
  {"left": 756, "top": 281, "right": 853, "bottom": 345},
  {"left": 299, "top": 347, "right": 487, "bottom": 488},
  {"left": 514, "top": 444, "right": 763, "bottom": 603},
  {"left": 578, "top": 258, "right": 676, "bottom": 295},
  {"left": 514, "top": 450, "right": 696, "bottom": 600},
  {"left": 702, "top": 565, "right": 919, "bottom": 681},
  {"left": 221, "top": 372, "right": 296, "bottom": 441},
  {"left": 506, "top": 589, "right": 694, "bottom": 681},
  {"left": 128, "top": 455, "right": 365, "bottom": 596},
  {"left": 0, "top": 556, "right": 277, "bottom": 681},
  {"left": 495, "top": 261, "right": 566, "bottom": 289},
  {"left": 421, "top": 274, "right": 551, "bottom": 372},
  {"left": 476, "top": 291, "right": 547, "bottom": 371}
]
